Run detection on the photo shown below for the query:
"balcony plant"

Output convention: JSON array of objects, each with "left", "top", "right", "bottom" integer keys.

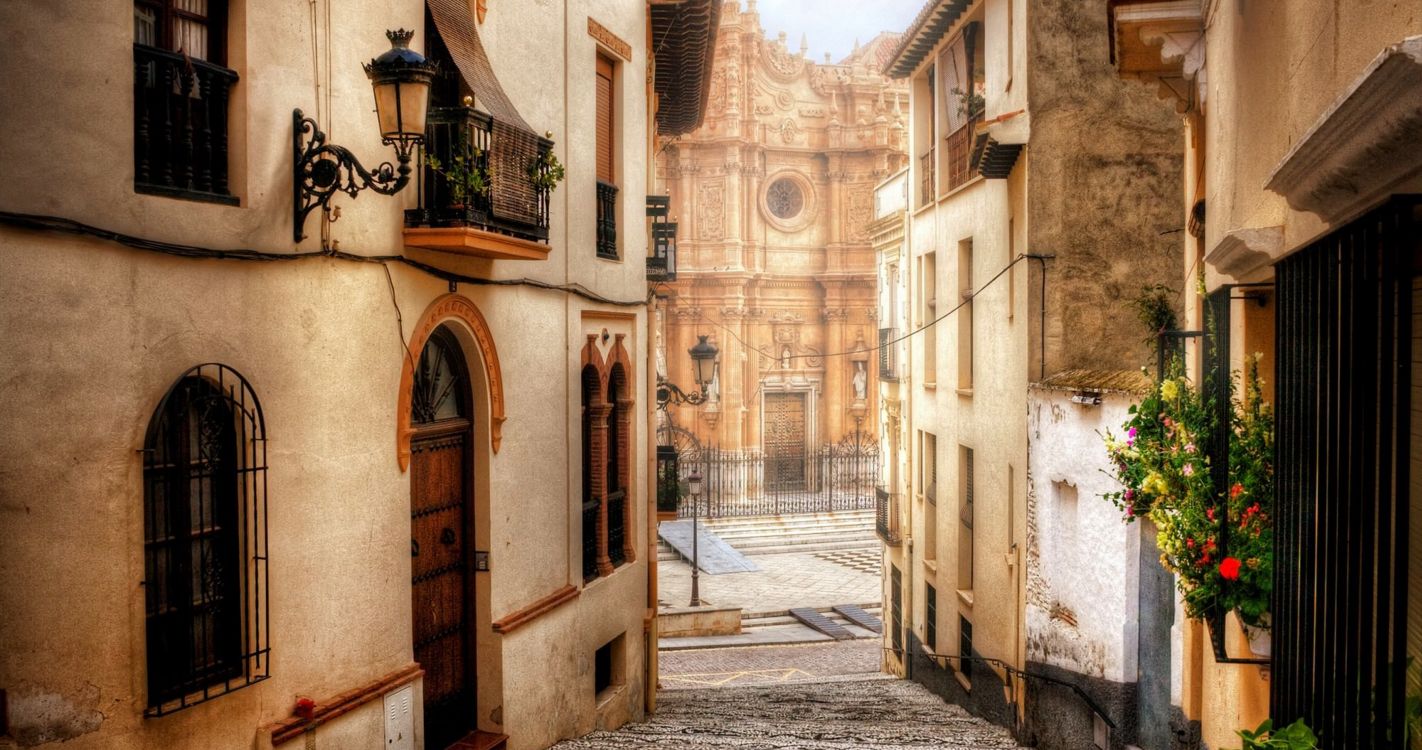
[
  {"left": 422, "top": 134, "right": 488, "bottom": 208},
  {"left": 951, "top": 86, "right": 985, "bottom": 120},
  {"left": 529, "top": 143, "right": 566, "bottom": 194}
]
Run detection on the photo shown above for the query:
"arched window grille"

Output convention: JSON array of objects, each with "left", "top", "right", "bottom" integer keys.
[
  {"left": 581, "top": 366, "right": 602, "bottom": 582},
  {"left": 606, "top": 365, "right": 628, "bottom": 567},
  {"left": 143, "top": 363, "right": 268, "bottom": 715}
]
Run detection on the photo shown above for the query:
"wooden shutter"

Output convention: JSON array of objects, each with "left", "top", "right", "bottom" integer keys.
[{"left": 595, "top": 54, "right": 615, "bottom": 184}]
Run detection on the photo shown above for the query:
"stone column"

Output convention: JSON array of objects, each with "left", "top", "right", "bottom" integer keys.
[
  {"left": 822, "top": 291, "right": 849, "bottom": 445},
  {"left": 724, "top": 150, "right": 743, "bottom": 269}
]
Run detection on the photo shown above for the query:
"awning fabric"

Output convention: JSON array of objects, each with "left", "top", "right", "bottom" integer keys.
[{"left": 427, "top": 0, "right": 533, "bottom": 133}]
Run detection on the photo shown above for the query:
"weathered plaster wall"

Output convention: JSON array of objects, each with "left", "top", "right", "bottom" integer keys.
[
  {"left": 1025, "top": 0, "right": 1184, "bottom": 377},
  {"left": 0, "top": 0, "right": 656, "bottom": 748}
]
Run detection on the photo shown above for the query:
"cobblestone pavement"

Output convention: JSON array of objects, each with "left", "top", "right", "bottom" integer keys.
[
  {"left": 551, "top": 677, "right": 1026, "bottom": 749},
  {"left": 659, "top": 548, "right": 881, "bottom": 614},
  {"left": 659, "top": 640, "right": 881, "bottom": 689}
]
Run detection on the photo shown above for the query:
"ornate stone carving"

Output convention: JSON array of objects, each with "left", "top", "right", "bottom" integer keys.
[
  {"left": 762, "top": 39, "right": 806, "bottom": 81},
  {"left": 822, "top": 308, "right": 849, "bottom": 322},
  {"left": 721, "top": 306, "right": 751, "bottom": 319},
  {"left": 779, "top": 117, "right": 801, "bottom": 144},
  {"left": 768, "top": 311, "right": 805, "bottom": 325},
  {"left": 697, "top": 182, "right": 725, "bottom": 240},
  {"left": 847, "top": 188, "right": 872, "bottom": 240},
  {"left": 798, "top": 106, "right": 826, "bottom": 118},
  {"left": 673, "top": 306, "right": 701, "bottom": 322}
]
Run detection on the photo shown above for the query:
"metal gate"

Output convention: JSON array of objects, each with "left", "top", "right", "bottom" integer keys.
[
  {"left": 764, "top": 392, "right": 808, "bottom": 491},
  {"left": 678, "top": 432, "right": 880, "bottom": 518},
  {"left": 1272, "top": 197, "right": 1417, "bottom": 747}
]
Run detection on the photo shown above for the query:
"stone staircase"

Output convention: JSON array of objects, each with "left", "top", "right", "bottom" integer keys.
[{"left": 657, "top": 509, "right": 877, "bottom": 560}]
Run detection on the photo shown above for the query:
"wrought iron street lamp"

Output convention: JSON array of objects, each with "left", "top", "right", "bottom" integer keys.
[
  {"left": 293, "top": 29, "right": 438, "bottom": 242},
  {"left": 657, "top": 335, "right": 719, "bottom": 409},
  {"left": 687, "top": 466, "right": 703, "bottom": 607}
]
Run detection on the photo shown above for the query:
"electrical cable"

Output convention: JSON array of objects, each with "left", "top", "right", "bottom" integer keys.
[{"left": 0, "top": 210, "right": 649, "bottom": 308}]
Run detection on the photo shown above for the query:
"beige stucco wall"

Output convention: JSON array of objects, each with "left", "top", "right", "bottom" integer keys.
[{"left": 0, "top": 1, "right": 657, "bottom": 748}]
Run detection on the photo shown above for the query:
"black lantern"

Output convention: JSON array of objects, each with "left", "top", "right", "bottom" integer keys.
[
  {"left": 689, "top": 335, "right": 719, "bottom": 389},
  {"left": 657, "top": 334, "right": 720, "bottom": 409},
  {"left": 292, "top": 29, "right": 438, "bottom": 242},
  {"left": 364, "top": 29, "right": 438, "bottom": 144}
]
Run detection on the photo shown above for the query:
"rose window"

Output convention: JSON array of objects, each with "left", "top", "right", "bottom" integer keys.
[{"left": 766, "top": 178, "right": 804, "bottom": 220}]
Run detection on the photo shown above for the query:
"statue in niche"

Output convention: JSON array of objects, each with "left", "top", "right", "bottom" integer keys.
[
  {"left": 781, "top": 346, "right": 793, "bottom": 370},
  {"left": 852, "top": 360, "right": 868, "bottom": 400}
]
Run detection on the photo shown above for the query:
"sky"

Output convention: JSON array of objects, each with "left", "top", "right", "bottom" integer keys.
[{"left": 750, "top": 0, "right": 925, "bottom": 64}]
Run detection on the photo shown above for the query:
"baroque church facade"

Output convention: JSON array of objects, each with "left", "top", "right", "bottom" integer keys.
[{"left": 655, "top": 0, "right": 908, "bottom": 459}]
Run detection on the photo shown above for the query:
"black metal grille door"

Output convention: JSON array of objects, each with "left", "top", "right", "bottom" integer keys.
[
  {"left": 764, "top": 393, "right": 807, "bottom": 491},
  {"left": 1273, "top": 198, "right": 1418, "bottom": 747},
  {"left": 410, "top": 328, "right": 475, "bottom": 749}
]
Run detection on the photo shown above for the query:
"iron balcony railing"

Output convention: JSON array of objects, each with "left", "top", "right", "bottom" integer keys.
[
  {"left": 406, "top": 105, "right": 552, "bottom": 243},
  {"left": 878, "top": 327, "right": 899, "bottom": 381},
  {"left": 607, "top": 489, "right": 626, "bottom": 567},
  {"left": 919, "top": 146, "right": 936, "bottom": 205},
  {"left": 597, "top": 180, "right": 619, "bottom": 259},
  {"left": 944, "top": 116, "right": 980, "bottom": 192},
  {"left": 875, "top": 486, "right": 902, "bottom": 547},
  {"left": 646, "top": 194, "right": 677, "bottom": 281},
  {"left": 133, "top": 45, "right": 239, "bottom": 205}
]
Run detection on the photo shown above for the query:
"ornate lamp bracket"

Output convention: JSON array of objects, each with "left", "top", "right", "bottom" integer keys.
[
  {"left": 656, "top": 376, "right": 710, "bottom": 410},
  {"left": 292, "top": 109, "right": 416, "bottom": 242}
]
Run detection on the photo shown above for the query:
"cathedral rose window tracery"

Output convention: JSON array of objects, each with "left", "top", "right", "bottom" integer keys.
[{"left": 767, "top": 178, "right": 805, "bottom": 220}]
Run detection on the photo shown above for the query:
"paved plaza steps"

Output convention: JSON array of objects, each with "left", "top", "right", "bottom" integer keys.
[
  {"left": 550, "top": 676, "right": 1027, "bottom": 749},
  {"left": 742, "top": 604, "right": 882, "bottom": 632},
  {"left": 658, "top": 509, "right": 877, "bottom": 560}
]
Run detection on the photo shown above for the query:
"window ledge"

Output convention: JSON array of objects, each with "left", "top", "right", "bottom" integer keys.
[
  {"left": 136, "top": 183, "right": 241, "bottom": 207},
  {"left": 955, "top": 387, "right": 973, "bottom": 398},
  {"left": 956, "top": 588, "right": 974, "bottom": 608},
  {"left": 404, "top": 226, "right": 551, "bottom": 261},
  {"left": 922, "top": 559, "right": 938, "bottom": 575},
  {"left": 953, "top": 670, "right": 972, "bottom": 691},
  {"left": 923, "top": 381, "right": 937, "bottom": 391}
]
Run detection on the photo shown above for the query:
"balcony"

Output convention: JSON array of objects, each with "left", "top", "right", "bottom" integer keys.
[
  {"left": 878, "top": 327, "right": 899, "bottom": 381},
  {"left": 646, "top": 195, "right": 678, "bottom": 281},
  {"left": 133, "top": 45, "right": 239, "bottom": 205},
  {"left": 944, "top": 115, "right": 980, "bottom": 193},
  {"left": 876, "top": 486, "right": 902, "bottom": 547},
  {"left": 597, "top": 181, "right": 619, "bottom": 260},
  {"left": 403, "top": 106, "right": 552, "bottom": 261}
]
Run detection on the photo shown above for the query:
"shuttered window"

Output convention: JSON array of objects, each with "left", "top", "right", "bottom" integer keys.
[{"left": 595, "top": 54, "right": 615, "bottom": 184}]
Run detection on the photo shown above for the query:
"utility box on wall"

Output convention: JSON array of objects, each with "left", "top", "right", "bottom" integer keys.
[{"left": 384, "top": 686, "right": 414, "bottom": 750}]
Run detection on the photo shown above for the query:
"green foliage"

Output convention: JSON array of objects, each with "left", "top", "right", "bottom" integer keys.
[
  {"left": 529, "top": 148, "right": 566, "bottom": 193},
  {"left": 1233, "top": 719, "right": 1318, "bottom": 750},
  {"left": 1101, "top": 357, "right": 1274, "bottom": 624},
  {"left": 950, "top": 87, "right": 985, "bottom": 119},
  {"left": 1130, "top": 284, "right": 1179, "bottom": 354},
  {"left": 423, "top": 132, "right": 488, "bottom": 206}
]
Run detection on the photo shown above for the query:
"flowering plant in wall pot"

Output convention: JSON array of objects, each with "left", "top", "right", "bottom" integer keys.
[{"left": 1101, "top": 356, "right": 1274, "bottom": 633}]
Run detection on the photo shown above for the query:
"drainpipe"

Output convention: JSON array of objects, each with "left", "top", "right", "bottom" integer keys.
[{"left": 646, "top": 294, "right": 659, "bottom": 714}]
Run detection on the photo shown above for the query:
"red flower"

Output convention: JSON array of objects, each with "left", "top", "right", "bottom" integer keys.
[
  {"left": 1219, "top": 557, "right": 1242, "bottom": 581},
  {"left": 1230, "top": 483, "right": 1244, "bottom": 499}
]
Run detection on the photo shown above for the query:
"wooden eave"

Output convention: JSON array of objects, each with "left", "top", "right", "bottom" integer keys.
[
  {"left": 883, "top": 0, "right": 974, "bottom": 79},
  {"left": 404, "top": 226, "right": 551, "bottom": 261},
  {"left": 1107, "top": 0, "right": 1203, "bottom": 78},
  {"left": 651, "top": 0, "right": 722, "bottom": 135}
]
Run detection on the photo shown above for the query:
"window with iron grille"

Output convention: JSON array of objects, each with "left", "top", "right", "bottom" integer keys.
[
  {"left": 581, "top": 366, "right": 601, "bottom": 582},
  {"left": 925, "top": 583, "right": 938, "bottom": 651},
  {"left": 959, "top": 446, "right": 974, "bottom": 590},
  {"left": 143, "top": 363, "right": 268, "bottom": 714},
  {"left": 133, "top": 0, "right": 239, "bottom": 205},
  {"left": 607, "top": 365, "right": 628, "bottom": 568},
  {"left": 890, "top": 565, "right": 903, "bottom": 654},
  {"left": 595, "top": 53, "right": 619, "bottom": 260},
  {"left": 959, "top": 616, "right": 973, "bottom": 682}
]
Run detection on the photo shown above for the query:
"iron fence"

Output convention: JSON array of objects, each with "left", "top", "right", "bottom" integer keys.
[{"left": 677, "top": 435, "right": 879, "bottom": 518}]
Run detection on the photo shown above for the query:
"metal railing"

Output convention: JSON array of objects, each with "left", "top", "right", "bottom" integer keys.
[
  {"left": 406, "top": 105, "right": 552, "bottom": 243},
  {"left": 597, "top": 181, "right": 619, "bottom": 259},
  {"left": 878, "top": 327, "right": 899, "bottom": 381},
  {"left": 133, "top": 45, "right": 239, "bottom": 204},
  {"left": 677, "top": 437, "right": 879, "bottom": 518},
  {"left": 875, "top": 486, "right": 902, "bottom": 546},
  {"left": 607, "top": 490, "right": 626, "bottom": 567},
  {"left": 646, "top": 194, "right": 677, "bottom": 280}
]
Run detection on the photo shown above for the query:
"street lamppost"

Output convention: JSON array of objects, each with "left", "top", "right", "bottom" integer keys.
[{"left": 687, "top": 467, "right": 703, "bottom": 607}]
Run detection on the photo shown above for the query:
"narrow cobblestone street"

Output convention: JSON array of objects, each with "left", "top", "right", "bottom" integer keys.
[{"left": 553, "top": 675, "right": 1025, "bottom": 749}]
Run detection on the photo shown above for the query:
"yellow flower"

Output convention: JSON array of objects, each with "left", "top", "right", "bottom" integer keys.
[
  {"left": 1160, "top": 380, "right": 1180, "bottom": 401},
  {"left": 1143, "top": 471, "right": 1168, "bottom": 496}
]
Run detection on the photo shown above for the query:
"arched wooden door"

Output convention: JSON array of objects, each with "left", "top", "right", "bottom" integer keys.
[{"left": 409, "top": 326, "right": 476, "bottom": 749}]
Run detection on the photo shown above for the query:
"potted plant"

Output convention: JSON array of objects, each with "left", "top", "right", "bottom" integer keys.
[
  {"left": 528, "top": 144, "right": 566, "bottom": 194},
  {"left": 1220, "top": 356, "right": 1274, "bottom": 655},
  {"left": 951, "top": 86, "right": 985, "bottom": 120},
  {"left": 1232, "top": 719, "right": 1318, "bottom": 749},
  {"left": 422, "top": 132, "right": 488, "bottom": 213}
]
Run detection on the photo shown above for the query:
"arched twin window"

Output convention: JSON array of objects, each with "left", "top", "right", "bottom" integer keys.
[{"left": 142, "top": 364, "right": 268, "bottom": 714}]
